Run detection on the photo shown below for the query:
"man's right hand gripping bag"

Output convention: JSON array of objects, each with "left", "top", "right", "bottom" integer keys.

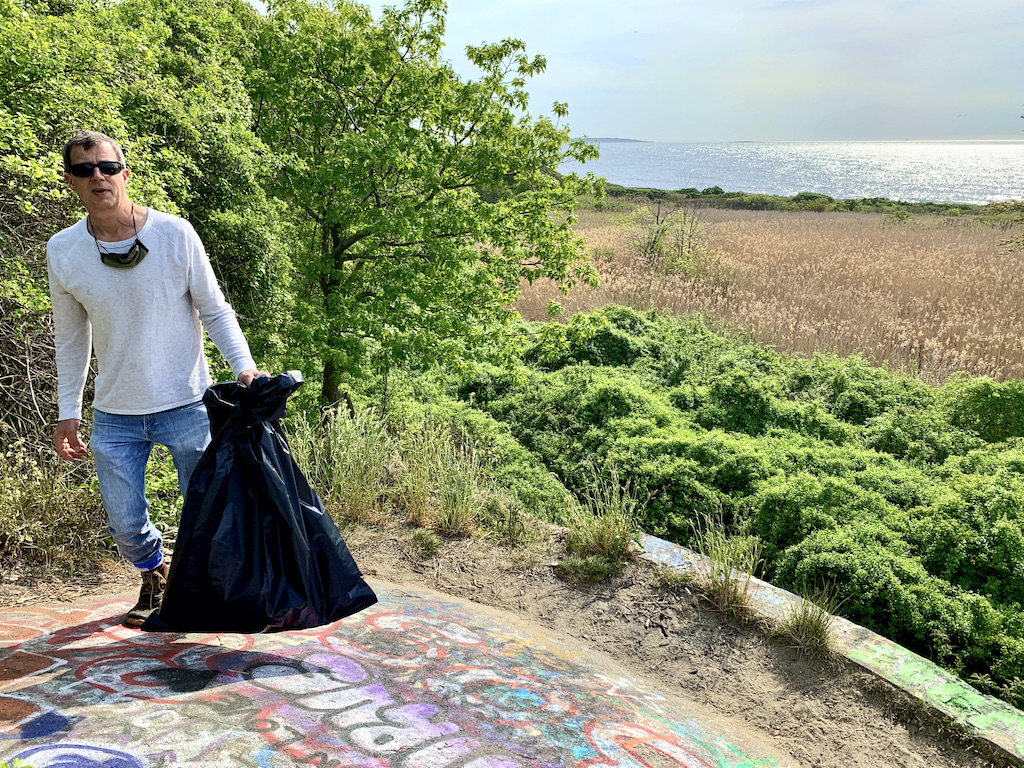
[{"left": 143, "top": 371, "right": 377, "bottom": 633}]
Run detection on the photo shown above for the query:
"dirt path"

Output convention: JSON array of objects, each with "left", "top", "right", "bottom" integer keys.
[{"left": 0, "top": 527, "right": 1016, "bottom": 768}]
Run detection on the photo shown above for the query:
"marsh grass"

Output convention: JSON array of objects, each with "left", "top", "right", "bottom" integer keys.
[
  {"left": 688, "top": 514, "right": 763, "bottom": 617},
  {"left": 518, "top": 207, "right": 1024, "bottom": 383}
]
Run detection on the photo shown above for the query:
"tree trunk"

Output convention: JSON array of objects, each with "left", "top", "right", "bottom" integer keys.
[{"left": 322, "top": 358, "right": 344, "bottom": 407}]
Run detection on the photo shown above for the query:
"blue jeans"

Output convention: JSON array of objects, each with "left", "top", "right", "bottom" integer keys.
[{"left": 90, "top": 401, "right": 211, "bottom": 572}]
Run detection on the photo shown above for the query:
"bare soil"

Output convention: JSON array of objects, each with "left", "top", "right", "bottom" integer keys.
[{"left": 1, "top": 526, "right": 1018, "bottom": 768}]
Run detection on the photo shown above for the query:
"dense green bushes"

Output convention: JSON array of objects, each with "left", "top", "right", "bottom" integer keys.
[{"left": 454, "top": 305, "right": 1024, "bottom": 706}]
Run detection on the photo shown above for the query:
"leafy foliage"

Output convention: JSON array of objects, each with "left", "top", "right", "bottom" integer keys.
[
  {"left": 249, "top": 0, "right": 600, "bottom": 404},
  {"left": 457, "top": 305, "right": 1024, "bottom": 707}
]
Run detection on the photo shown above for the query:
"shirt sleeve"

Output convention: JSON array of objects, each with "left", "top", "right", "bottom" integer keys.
[
  {"left": 47, "top": 246, "right": 93, "bottom": 422},
  {"left": 184, "top": 224, "right": 258, "bottom": 377}
]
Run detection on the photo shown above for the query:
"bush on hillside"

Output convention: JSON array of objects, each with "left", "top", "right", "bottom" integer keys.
[
  {"left": 941, "top": 376, "right": 1024, "bottom": 443},
  {"left": 862, "top": 406, "right": 984, "bottom": 465},
  {"left": 453, "top": 306, "right": 1024, "bottom": 707},
  {"left": 793, "top": 355, "right": 934, "bottom": 425}
]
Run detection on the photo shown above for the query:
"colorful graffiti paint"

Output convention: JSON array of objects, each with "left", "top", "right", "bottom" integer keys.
[
  {"left": 0, "top": 586, "right": 782, "bottom": 768},
  {"left": 639, "top": 533, "right": 1024, "bottom": 761}
]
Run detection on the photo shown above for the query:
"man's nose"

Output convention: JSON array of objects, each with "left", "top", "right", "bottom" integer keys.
[{"left": 90, "top": 166, "right": 106, "bottom": 179}]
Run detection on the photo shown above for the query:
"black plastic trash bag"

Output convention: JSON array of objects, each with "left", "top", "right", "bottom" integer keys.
[{"left": 143, "top": 371, "right": 377, "bottom": 633}]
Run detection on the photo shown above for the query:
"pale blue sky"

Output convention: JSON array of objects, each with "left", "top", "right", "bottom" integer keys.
[{"left": 355, "top": 0, "right": 1024, "bottom": 142}]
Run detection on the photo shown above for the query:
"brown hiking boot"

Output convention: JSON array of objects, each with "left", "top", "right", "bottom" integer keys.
[{"left": 125, "top": 563, "right": 169, "bottom": 627}]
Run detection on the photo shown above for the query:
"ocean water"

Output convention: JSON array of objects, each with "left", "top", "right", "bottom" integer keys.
[{"left": 558, "top": 141, "right": 1024, "bottom": 205}]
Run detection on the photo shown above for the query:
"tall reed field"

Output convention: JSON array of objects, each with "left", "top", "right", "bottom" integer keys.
[{"left": 519, "top": 205, "right": 1024, "bottom": 383}]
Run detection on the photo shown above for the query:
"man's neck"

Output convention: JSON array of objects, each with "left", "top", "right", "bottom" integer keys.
[{"left": 88, "top": 201, "right": 138, "bottom": 242}]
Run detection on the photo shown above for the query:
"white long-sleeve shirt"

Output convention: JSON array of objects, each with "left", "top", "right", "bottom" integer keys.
[{"left": 47, "top": 208, "right": 257, "bottom": 421}]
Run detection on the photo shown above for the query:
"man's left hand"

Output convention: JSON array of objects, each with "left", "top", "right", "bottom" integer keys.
[{"left": 239, "top": 369, "right": 271, "bottom": 387}]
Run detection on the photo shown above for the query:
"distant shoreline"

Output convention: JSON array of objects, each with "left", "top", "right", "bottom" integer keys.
[
  {"left": 577, "top": 138, "right": 1024, "bottom": 145},
  {"left": 578, "top": 137, "right": 649, "bottom": 144}
]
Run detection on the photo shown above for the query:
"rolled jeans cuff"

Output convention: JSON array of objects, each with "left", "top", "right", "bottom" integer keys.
[{"left": 135, "top": 550, "right": 164, "bottom": 573}]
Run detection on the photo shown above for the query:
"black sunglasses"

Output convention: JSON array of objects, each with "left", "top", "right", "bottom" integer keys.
[
  {"left": 100, "top": 240, "right": 149, "bottom": 269},
  {"left": 67, "top": 161, "right": 124, "bottom": 178}
]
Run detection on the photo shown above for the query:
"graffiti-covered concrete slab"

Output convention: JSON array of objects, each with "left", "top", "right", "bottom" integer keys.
[{"left": 0, "top": 583, "right": 790, "bottom": 768}]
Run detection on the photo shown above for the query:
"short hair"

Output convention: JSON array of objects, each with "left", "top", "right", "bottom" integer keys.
[{"left": 62, "top": 131, "right": 126, "bottom": 171}]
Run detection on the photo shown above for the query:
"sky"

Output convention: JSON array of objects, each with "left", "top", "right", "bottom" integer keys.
[{"left": 354, "top": 0, "right": 1024, "bottom": 142}]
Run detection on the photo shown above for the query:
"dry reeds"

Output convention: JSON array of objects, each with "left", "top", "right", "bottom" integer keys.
[{"left": 519, "top": 208, "right": 1024, "bottom": 383}]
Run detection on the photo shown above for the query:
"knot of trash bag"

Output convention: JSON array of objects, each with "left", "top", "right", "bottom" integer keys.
[{"left": 202, "top": 372, "right": 304, "bottom": 436}]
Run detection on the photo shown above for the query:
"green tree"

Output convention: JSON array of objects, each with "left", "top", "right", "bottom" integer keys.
[{"left": 250, "top": 0, "right": 600, "bottom": 407}]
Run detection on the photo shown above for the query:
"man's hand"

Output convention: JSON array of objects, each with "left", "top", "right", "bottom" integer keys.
[
  {"left": 54, "top": 418, "right": 88, "bottom": 461},
  {"left": 238, "top": 368, "right": 271, "bottom": 387}
]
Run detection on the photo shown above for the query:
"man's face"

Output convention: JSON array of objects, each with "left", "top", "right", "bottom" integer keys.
[{"left": 64, "top": 142, "right": 131, "bottom": 214}]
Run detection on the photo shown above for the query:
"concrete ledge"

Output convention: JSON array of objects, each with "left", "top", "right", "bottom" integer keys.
[{"left": 640, "top": 532, "right": 1024, "bottom": 762}]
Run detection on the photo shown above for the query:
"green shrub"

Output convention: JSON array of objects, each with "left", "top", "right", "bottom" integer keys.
[
  {"left": 773, "top": 399, "right": 853, "bottom": 444},
  {"left": 796, "top": 355, "right": 933, "bottom": 425},
  {"left": 694, "top": 368, "right": 776, "bottom": 435},
  {"left": 452, "top": 307, "right": 1024, "bottom": 705},
  {"left": 941, "top": 376, "right": 1024, "bottom": 442},
  {"left": 751, "top": 473, "right": 900, "bottom": 559},
  {"left": 850, "top": 461, "right": 934, "bottom": 509},
  {"left": 771, "top": 528, "right": 967, "bottom": 663},
  {"left": 912, "top": 464, "right": 1024, "bottom": 606},
  {"left": 862, "top": 406, "right": 983, "bottom": 464},
  {"left": 791, "top": 191, "right": 835, "bottom": 204}
]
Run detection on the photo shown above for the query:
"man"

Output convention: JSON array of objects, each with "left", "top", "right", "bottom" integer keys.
[{"left": 47, "top": 130, "right": 269, "bottom": 626}]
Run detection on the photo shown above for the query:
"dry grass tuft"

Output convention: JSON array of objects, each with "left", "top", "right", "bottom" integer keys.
[{"left": 688, "top": 514, "right": 763, "bottom": 618}]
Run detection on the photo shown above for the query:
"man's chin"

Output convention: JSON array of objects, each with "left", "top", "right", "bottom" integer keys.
[{"left": 88, "top": 192, "right": 117, "bottom": 207}]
